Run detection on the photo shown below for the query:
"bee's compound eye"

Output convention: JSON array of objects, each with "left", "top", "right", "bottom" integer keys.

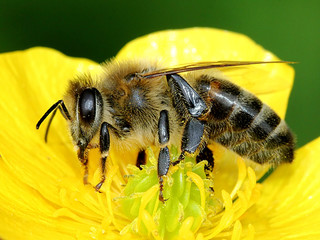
[{"left": 79, "top": 88, "right": 96, "bottom": 123}]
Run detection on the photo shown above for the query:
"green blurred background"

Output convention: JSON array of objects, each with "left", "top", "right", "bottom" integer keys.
[{"left": 0, "top": 0, "right": 319, "bottom": 148}]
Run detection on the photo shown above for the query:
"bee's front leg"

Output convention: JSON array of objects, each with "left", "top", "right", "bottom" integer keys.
[
  {"left": 82, "top": 161, "right": 89, "bottom": 185},
  {"left": 77, "top": 142, "right": 100, "bottom": 186},
  {"left": 95, "top": 122, "right": 110, "bottom": 191},
  {"left": 77, "top": 148, "right": 89, "bottom": 185}
]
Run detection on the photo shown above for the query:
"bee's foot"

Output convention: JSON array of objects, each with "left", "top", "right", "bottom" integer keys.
[
  {"left": 83, "top": 175, "right": 89, "bottom": 185},
  {"left": 94, "top": 179, "right": 105, "bottom": 193},
  {"left": 159, "top": 194, "right": 168, "bottom": 203}
]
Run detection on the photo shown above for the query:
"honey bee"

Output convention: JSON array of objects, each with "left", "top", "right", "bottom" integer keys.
[{"left": 36, "top": 60, "right": 295, "bottom": 202}]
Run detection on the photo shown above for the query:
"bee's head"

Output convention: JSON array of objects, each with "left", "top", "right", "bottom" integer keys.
[
  {"left": 73, "top": 88, "right": 103, "bottom": 155},
  {"left": 59, "top": 81, "right": 105, "bottom": 158},
  {"left": 36, "top": 84, "right": 103, "bottom": 159}
]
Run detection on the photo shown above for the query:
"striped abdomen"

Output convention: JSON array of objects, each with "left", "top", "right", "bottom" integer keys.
[{"left": 196, "top": 76, "right": 295, "bottom": 165}]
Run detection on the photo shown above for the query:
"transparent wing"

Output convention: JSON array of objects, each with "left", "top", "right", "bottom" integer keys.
[{"left": 141, "top": 61, "right": 294, "bottom": 78}]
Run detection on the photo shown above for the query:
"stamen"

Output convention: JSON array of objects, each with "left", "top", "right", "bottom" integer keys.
[
  {"left": 108, "top": 147, "right": 262, "bottom": 239},
  {"left": 141, "top": 210, "right": 161, "bottom": 240},
  {"left": 187, "top": 171, "right": 205, "bottom": 209},
  {"left": 179, "top": 217, "right": 196, "bottom": 240},
  {"left": 230, "top": 157, "right": 247, "bottom": 199},
  {"left": 105, "top": 164, "right": 118, "bottom": 225},
  {"left": 137, "top": 185, "right": 159, "bottom": 231},
  {"left": 231, "top": 220, "right": 242, "bottom": 240}
]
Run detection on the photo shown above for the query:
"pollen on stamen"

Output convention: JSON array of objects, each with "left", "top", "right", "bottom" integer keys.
[{"left": 107, "top": 146, "right": 261, "bottom": 240}]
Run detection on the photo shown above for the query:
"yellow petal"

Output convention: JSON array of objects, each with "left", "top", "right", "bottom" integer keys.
[
  {"left": 0, "top": 28, "right": 298, "bottom": 240},
  {"left": 242, "top": 137, "right": 320, "bottom": 239},
  {"left": 0, "top": 47, "right": 105, "bottom": 239},
  {"left": 116, "top": 27, "right": 294, "bottom": 118}
]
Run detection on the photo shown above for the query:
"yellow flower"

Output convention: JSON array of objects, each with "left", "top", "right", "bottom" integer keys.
[{"left": 0, "top": 28, "right": 319, "bottom": 240}]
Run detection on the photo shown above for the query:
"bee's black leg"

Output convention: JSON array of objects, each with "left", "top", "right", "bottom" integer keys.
[
  {"left": 158, "top": 110, "right": 171, "bottom": 203},
  {"left": 172, "top": 117, "right": 205, "bottom": 166},
  {"left": 157, "top": 74, "right": 208, "bottom": 201},
  {"left": 166, "top": 74, "right": 208, "bottom": 163},
  {"left": 196, "top": 146, "right": 214, "bottom": 171},
  {"left": 77, "top": 148, "right": 89, "bottom": 185},
  {"left": 136, "top": 150, "right": 147, "bottom": 169},
  {"left": 166, "top": 74, "right": 207, "bottom": 118},
  {"left": 95, "top": 122, "right": 110, "bottom": 191},
  {"left": 78, "top": 144, "right": 99, "bottom": 186}
]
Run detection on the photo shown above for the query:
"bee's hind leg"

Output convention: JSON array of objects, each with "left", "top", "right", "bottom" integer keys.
[
  {"left": 166, "top": 73, "right": 208, "bottom": 165},
  {"left": 196, "top": 146, "right": 214, "bottom": 171},
  {"left": 172, "top": 117, "right": 206, "bottom": 167},
  {"left": 95, "top": 122, "right": 110, "bottom": 191}
]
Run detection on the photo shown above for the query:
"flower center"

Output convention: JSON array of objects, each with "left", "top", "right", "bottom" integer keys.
[{"left": 102, "top": 145, "right": 262, "bottom": 240}]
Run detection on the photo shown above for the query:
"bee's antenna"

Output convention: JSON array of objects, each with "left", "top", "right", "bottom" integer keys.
[
  {"left": 36, "top": 100, "right": 71, "bottom": 130},
  {"left": 44, "top": 108, "right": 57, "bottom": 143}
]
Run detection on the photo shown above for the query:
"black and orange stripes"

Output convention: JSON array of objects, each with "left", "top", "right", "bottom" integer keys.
[{"left": 194, "top": 76, "right": 295, "bottom": 165}]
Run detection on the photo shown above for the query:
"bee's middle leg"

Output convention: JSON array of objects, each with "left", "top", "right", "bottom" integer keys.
[
  {"left": 95, "top": 122, "right": 110, "bottom": 191},
  {"left": 157, "top": 110, "right": 171, "bottom": 203}
]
